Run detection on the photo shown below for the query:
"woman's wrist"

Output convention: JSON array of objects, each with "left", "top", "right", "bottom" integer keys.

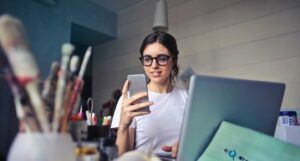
[{"left": 118, "top": 124, "right": 130, "bottom": 132}]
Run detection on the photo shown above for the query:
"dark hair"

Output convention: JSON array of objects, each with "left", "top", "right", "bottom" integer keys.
[{"left": 140, "top": 31, "right": 179, "bottom": 84}]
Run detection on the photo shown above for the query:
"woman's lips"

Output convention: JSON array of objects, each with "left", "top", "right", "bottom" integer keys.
[{"left": 150, "top": 71, "right": 162, "bottom": 77}]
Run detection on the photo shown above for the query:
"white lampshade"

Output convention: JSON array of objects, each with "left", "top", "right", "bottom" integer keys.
[{"left": 153, "top": 0, "right": 168, "bottom": 32}]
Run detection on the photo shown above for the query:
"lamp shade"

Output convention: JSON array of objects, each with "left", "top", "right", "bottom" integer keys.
[{"left": 153, "top": 0, "right": 168, "bottom": 32}]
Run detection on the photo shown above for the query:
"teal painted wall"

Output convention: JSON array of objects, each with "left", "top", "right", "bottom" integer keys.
[
  {"left": 0, "top": 0, "right": 116, "bottom": 77},
  {"left": 0, "top": 0, "right": 116, "bottom": 158}
]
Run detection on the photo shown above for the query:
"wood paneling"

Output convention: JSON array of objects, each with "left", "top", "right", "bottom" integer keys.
[{"left": 94, "top": 0, "right": 300, "bottom": 109}]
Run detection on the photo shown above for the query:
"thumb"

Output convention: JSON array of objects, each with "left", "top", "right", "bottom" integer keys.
[
  {"left": 171, "top": 145, "right": 178, "bottom": 158},
  {"left": 122, "top": 80, "right": 130, "bottom": 98}
]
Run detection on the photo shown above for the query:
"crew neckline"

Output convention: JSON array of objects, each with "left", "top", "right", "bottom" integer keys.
[{"left": 148, "top": 87, "right": 176, "bottom": 95}]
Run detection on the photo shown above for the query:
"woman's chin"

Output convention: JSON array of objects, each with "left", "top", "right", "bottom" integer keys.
[{"left": 149, "top": 77, "right": 168, "bottom": 84}]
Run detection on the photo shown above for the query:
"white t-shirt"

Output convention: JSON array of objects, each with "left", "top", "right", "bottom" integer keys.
[{"left": 111, "top": 87, "right": 188, "bottom": 153}]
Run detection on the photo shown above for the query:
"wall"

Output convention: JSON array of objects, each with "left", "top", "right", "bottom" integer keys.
[
  {"left": 93, "top": 0, "right": 300, "bottom": 111},
  {"left": 0, "top": 0, "right": 116, "bottom": 77}
]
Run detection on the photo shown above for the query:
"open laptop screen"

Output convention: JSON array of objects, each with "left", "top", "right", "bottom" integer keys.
[{"left": 177, "top": 75, "right": 285, "bottom": 161}]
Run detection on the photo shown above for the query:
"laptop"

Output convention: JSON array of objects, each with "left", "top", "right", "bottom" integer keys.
[{"left": 176, "top": 75, "right": 285, "bottom": 161}]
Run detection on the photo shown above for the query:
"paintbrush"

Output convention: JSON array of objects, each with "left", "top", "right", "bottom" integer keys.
[
  {"left": 42, "top": 61, "right": 59, "bottom": 121},
  {"left": 52, "top": 43, "right": 74, "bottom": 132},
  {"left": 71, "top": 46, "right": 92, "bottom": 115},
  {"left": 4, "top": 67, "right": 41, "bottom": 132},
  {"left": 0, "top": 14, "right": 50, "bottom": 132},
  {"left": 64, "top": 55, "right": 80, "bottom": 114},
  {"left": 69, "top": 55, "right": 80, "bottom": 77},
  {"left": 60, "top": 55, "right": 80, "bottom": 131},
  {"left": 61, "top": 47, "right": 91, "bottom": 132}
]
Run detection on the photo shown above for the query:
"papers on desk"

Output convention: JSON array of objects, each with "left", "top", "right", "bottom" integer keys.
[
  {"left": 198, "top": 121, "right": 300, "bottom": 161},
  {"left": 275, "top": 125, "right": 300, "bottom": 147}
]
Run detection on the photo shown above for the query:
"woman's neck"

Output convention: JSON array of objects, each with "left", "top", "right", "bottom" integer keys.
[{"left": 147, "top": 80, "right": 173, "bottom": 93}]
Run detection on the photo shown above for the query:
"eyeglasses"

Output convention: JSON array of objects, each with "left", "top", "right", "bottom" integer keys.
[{"left": 139, "top": 54, "right": 173, "bottom": 66}]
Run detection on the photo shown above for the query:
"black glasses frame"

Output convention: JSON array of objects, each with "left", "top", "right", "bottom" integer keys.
[{"left": 139, "top": 55, "right": 173, "bottom": 66}]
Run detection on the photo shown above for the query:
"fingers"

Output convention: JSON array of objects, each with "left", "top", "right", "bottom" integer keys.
[
  {"left": 127, "top": 101, "right": 153, "bottom": 112},
  {"left": 122, "top": 80, "right": 130, "bottom": 98},
  {"left": 122, "top": 102, "right": 151, "bottom": 118},
  {"left": 129, "top": 92, "right": 148, "bottom": 104},
  {"left": 122, "top": 80, "right": 148, "bottom": 104},
  {"left": 122, "top": 92, "right": 151, "bottom": 111},
  {"left": 121, "top": 110, "right": 150, "bottom": 127},
  {"left": 161, "top": 142, "right": 179, "bottom": 158},
  {"left": 120, "top": 80, "right": 151, "bottom": 128},
  {"left": 161, "top": 146, "right": 172, "bottom": 152},
  {"left": 130, "top": 111, "right": 150, "bottom": 118}
]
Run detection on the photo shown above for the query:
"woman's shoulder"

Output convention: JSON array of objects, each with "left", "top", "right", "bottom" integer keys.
[
  {"left": 173, "top": 87, "right": 188, "bottom": 93},
  {"left": 173, "top": 87, "right": 188, "bottom": 98}
]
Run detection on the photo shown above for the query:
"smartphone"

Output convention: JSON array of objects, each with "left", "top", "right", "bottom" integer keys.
[{"left": 127, "top": 74, "right": 150, "bottom": 112}]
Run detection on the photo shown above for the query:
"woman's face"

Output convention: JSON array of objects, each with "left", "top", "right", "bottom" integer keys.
[{"left": 142, "top": 42, "right": 173, "bottom": 85}]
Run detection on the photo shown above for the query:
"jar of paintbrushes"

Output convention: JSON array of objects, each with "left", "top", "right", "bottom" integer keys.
[{"left": 0, "top": 14, "right": 93, "bottom": 161}]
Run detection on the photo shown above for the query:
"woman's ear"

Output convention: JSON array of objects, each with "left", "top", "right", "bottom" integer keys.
[{"left": 172, "top": 58, "right": 177, "bottom": 66}]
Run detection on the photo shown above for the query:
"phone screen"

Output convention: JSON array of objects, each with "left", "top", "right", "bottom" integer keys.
[{"left": 127, "top": 74, "right": 149, "bottom": 112}]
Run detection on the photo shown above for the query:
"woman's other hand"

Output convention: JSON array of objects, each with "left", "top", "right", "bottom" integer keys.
[
  {"left": 161, "top": 141, "right": 179, "bottom": 158},
  {"left": 119, "top": 80, "right": 152, "bottom": 129}
]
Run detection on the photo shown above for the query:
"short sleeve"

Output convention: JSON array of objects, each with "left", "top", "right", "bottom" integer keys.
[
  {"left": 111, "top": 95, "right": 123, "bottom": 128},
  {"left": 110, "top": 95, "right": 136, "bottom": 129}
]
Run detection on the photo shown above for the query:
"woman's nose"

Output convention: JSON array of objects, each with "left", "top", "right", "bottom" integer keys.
[{"left": 151, "top": 59, "right": 159, "bottom": 69}]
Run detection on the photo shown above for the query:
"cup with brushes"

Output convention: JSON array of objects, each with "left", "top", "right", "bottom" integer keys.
[{"left": 0, "top": 14, "right": 93, "bottom": 161}]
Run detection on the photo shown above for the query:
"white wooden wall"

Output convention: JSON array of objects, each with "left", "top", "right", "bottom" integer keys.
[{"left": 93, "top": 0, "right": 300, "bottom": 113}]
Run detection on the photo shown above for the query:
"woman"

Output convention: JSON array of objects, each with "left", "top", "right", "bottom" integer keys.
[{"left": 111, "top": 31, "right": 187, "bottom": 158}]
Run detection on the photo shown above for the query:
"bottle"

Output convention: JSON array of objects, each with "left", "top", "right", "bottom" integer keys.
[{"left": 279, "top": 111, "right": 297, "bottom": 126}]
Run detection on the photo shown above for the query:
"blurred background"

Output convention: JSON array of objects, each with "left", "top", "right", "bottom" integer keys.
[{"left": 1, "top": 0, "right": 300, "bottom": 159}]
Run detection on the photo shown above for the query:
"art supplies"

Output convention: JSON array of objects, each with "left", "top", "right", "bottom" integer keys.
[
  {"left": 0, "top": 14, "right": 93, "bottom": 133},
  {"left": 42, "top": 61, "right": 59, "bottom": 117},
  {"left": 3, "top": 68, "right": 41, "bottom": 132},
  {"left": 102, "top": 116, "right": 112, "bottom": 126},
  {"left": 61, "top": 47, "right": 92, "bottom": 132},
  {"left": 92, "top": 113, "right": 97, "bottom": 126},
  {"left": 0, "top": 15, "right": 50, "bottom": 132},
  {"left": 85, "top": 98, "right": 94, "bottom": 126},
  {"left": 78, "top": 106, "right": 83, "bottom": 119},
  {"left": 0, "top": 13, "right": 113, "bottom": 161},
  {"left": 52, "top": 43, "right": 74, "bottom": 132}
]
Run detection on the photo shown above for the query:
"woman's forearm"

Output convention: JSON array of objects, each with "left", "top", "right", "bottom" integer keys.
[{"left": 116, "top": 126, "right": 134, "bottom": 155}]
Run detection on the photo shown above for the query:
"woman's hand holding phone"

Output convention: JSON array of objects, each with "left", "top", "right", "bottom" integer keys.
[
  {"left": 119, "top": 80, "right": 152, "bottom": 129},
  {"left": 161, "top": 141, "right": 179, "bottom": 158}
]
